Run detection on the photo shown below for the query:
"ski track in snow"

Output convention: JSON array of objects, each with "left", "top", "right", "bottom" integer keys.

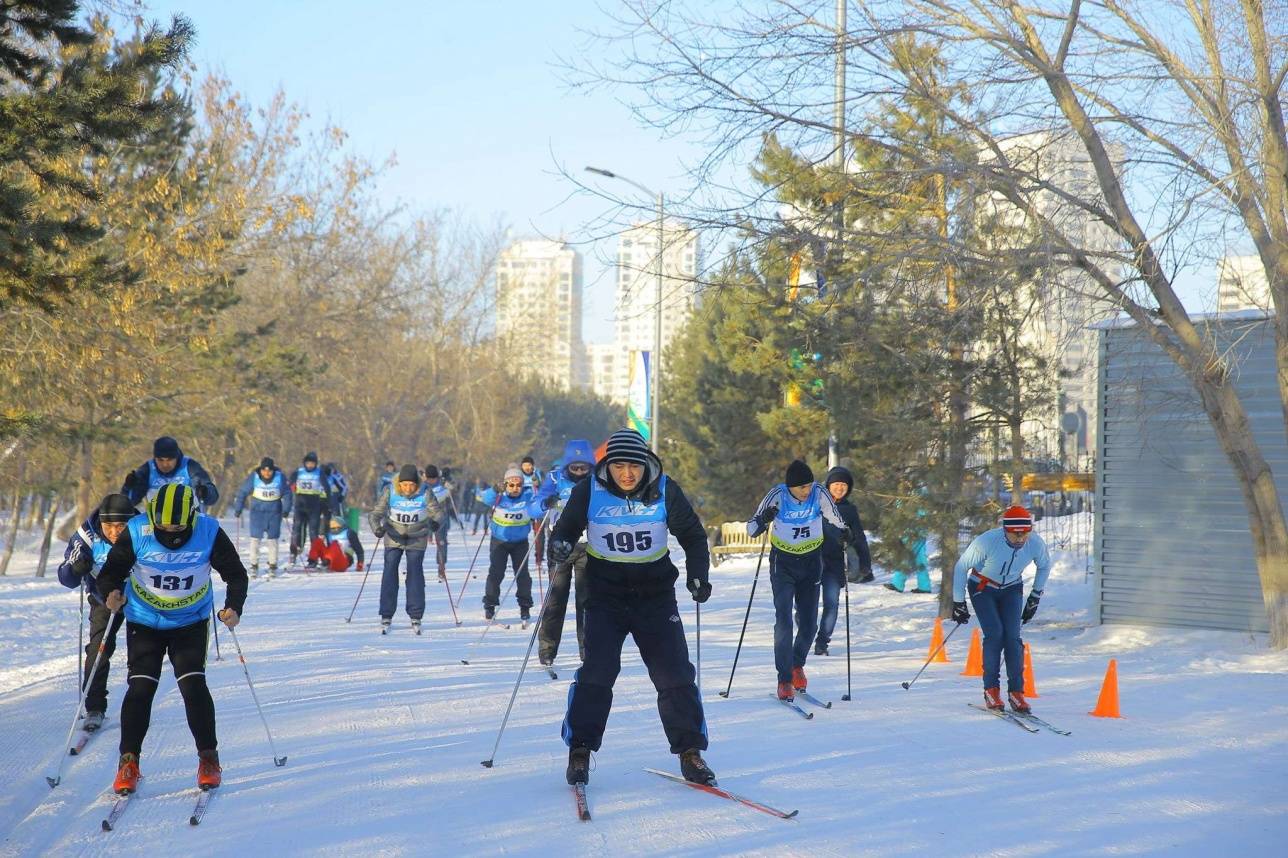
[{"left": 1, "top": 514, "right": 1286, "bottom": 856}]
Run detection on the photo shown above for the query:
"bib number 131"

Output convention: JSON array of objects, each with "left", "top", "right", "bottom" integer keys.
[
  {"left": 150, "top": 574, "right": 194, "bottom": 591},
  {"left": 602, "top": 530, "right": 653, "bottom": 553}
]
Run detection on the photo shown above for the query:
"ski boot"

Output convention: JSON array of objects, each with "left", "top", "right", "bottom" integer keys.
[
  {"left": 855, "top": 569, "right": 875, "bottom": 584},
  {"left": 83, "top": 711, "right": 105, "bottom": 732},
  {"left": 197, "top": 749, "right": 221, "bottom": 790},
  {"left": 679, "top": 749, "right": 716, "bottom": 786},
  {"left": 484, "top": 605, "right": 496, "bottom": 621},
  {"left": 380, "top": 618, "right": 392, "bottom": 635},
  {"left": 249, "top": 564, "right": 259, "bottom": 579},
  {"left": 776, "top": 680, "right": 795, "bottom": 701},
  {"left": 883, "top": 582, "right": 904, "bottom": 592},
  {"left": 1007, "top": 691, "right": 1032, "bottom": 714},
  {"left": 267, "top": 563, "right": 278, "bottom": 579},
  {"left": 791, "top": 665, "right": 808, "bottom": 690},
  {"left": 437, "top": 563, "right": 447, "bottom": 584},
  {"left": 983, "top": 687, "right": 1004, "bottom": 710},
  {"left": 113, "top": 753, "right": 140, "bottom": 794},
  {"left": 814, "top": 641, "right": 829, "bottom": 656},
  {"left": 566, "top": 747, "right": 591, "bottom": 785},
  {"left": 411, "top": 619, "right": 422, "bottom": 636}
]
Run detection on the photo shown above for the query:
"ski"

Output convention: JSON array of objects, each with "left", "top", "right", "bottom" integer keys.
[
  {"left": 645, "top": 769, "right": 798, "bottom": 820},
  {"left": 70, "top": 724, "right": 102, "bottom": 756},
  {"left": 572, "top": 783, "right": 591, "bottom": 821},
  {"left": 796, "top": 690, "right": 832, "bottom": 710},
  {"left": 968, "top": 703, "right": 1038, "bottom": 732},
  {"left": 189, "top": 787, "right": 215, "bottom": 825},
  {"left": 776, "top": 696, "right": 814, "bottom": 720},
  {"left": 102, "top": 793, "right": 131, "bottom": 831},
  {"left": 1011, "top": 711, "right": 1071, "bottom": 735}
]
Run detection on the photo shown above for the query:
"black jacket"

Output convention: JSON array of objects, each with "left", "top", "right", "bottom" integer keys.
[
  {"left": 822, "top": 466, "right": 872, "bottom": 573},
  {"left": 551, "top": 453, "right": 709, "bottom": 599},
  {"left": 95, "top": 521, "right": 249, "bottom": 616},
  {"left": 121, "top": 452, "right": 220, "bottom": 508}
]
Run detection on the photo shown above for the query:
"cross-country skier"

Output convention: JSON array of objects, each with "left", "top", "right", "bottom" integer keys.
[
  {"left": 424, "top": 465, "right": 452, "bottom": 582},
  {"left": 316, "top": 515, "right": 364, "bottom": 572},
  {"left": 95, "top": 483, "right": 248, "bottom": 794},
  {"left": 482, "top": 466, "right": 540, "bottom": 622},
  {"left": 56, "top": 493, "right": 137, "bottom": 732},
  {"left": 534, "top": 439, "right": 596, "bottom": 666},
  {"left": 376, "top": 461, "right": 396, "bottom": 503},
  {"left": 951, "top": 505, "right": 1051, "bottom": 714},
  {"left": 121, "top": 435, "right": 219, "bottom": 509},
  {"left": 231, "top": 457, "right": 293, "bottom": 578},
  {"left": 887, "top": 487, "right": 933, "bottom": 593},
  {"left": 322, "top": 461, "right": 349, "bottom": 533},
  {"left": 289, "top": 452, "right": 327, "bottom": 568},
  {"left": 520, "top": 456, "right": 546, "bottom": 574},
  {"left": 369, "top": 464, "right": 445, "bottom": 634},
  {"left": 815, "top": 466, "right": 873, "bottom": 656},
  {"left": 472, "top": 482, "right": 498, "bottom": 535},
  {"left": 552, "top": 428, "right": 714, "bottom": 787},
  {"left": 746, "top": 460, "right": 849, "bottom": 701}
]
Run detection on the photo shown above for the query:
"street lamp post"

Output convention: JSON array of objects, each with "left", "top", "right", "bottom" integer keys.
[{"left": 585, "top": 166, "right": 664, "bottom": 453}]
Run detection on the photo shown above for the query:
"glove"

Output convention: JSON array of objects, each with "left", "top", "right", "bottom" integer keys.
[
  {"left": 755, "top": 506, "right": 778, "bottom": 529},
  {"left": 952, "top": 601, "right": 970, "bottom": 624},
  {"left": 372, "top": 527, "right": 386, "bottom": 539},
  {"left": 840, "top": 526, "right": 853, "bottom": 548},
  {"left": 549, "top": 539, "right": 574, "bottom": 565},
  {"left": 686, "top": 577, "right": 712, "bottom": 603},
  {"left": 542, "top": 494, "right": 559, "bottom": 510},
  {"left": 1022, "top": 590, "right": 1042, "bottom": 624},
  {"left": 70, "top": 550, "right": 93, "bottom": 578},
  {"left": 427, "top": 519, "right": 440, "bottom": 533},
  {"left": 218, "top": 608, "right": 240, "bottom": 629},
  {"left": 234, "top": 508, "right": 243, "bottom": 519}
]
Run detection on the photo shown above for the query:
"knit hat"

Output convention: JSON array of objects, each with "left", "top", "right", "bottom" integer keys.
[
  {"left": 1001, "top": 506, "right": 1034, "bottom": 532},
  {"left": 785, "top": 459, "right": 814, "bottom": 487},
  {"left": 424, "top": 464, "right": 440, "bottom": 479},
  {"left": 304, "top": 451, "right": 318, "bottom": 464},
  {"left": 98, "top": 493, "right": 137, "bottom": 523},
  {"left": 258, "top": 457, "right": 275, "bottom": 471},
  {"left": 153, "top": 436, "right": 181, "bottom": 459},
  {"left": 521, "top": 456, "right": 535, "bottom": 466},
  {"left": 397, "top": 464, "right": 420, "bottom": 483},
  {"left": 824, "top": 466, "right": 853, "bottom": 498},
  {"left": 603, "top": 428, "right": 650, "bottom": 467},
  {"left": 503, "top": 467, "right": 524, "bottom": 483}
]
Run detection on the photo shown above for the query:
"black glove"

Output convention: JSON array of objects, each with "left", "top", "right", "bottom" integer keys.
[
  {"left": 686, "top": 577, "right": 712, "bottom": 603},
  {"left": 372, "top": 526, "right": 386, "bottom": 539},
  {"left": 542, "top": 494, "right": 559, "bottom": 510},
  {"left": 427, "top": 520, "right": 440, "bottom": 533},
  {"left": 840, "top": 526, "right": 853, "bottom": 548},
  {"left": 1022, "top": 590, "right": 1042, "bottom": 624},
  {"left": 755, "top": 506, "right": 778, "bottom": 529},
  {"left": 549, "top": 539, "right": 574, "bottom": 565},
  {"left": 952, "top": 601, "right": 970, "bottom": 624},
  {"left": 70, "top": 550, "right": 93, "bottom": 578}
]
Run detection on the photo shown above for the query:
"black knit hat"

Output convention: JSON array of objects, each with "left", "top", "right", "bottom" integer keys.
[
  {"left": 785, "top": 459, "right": 814, "bottom": 487},
  {"left": 304, "top": 451, "right": 318, "bottom": 464},
  {"left": 397, "top": 464, "right": 420, "bottom": 483},
  {"left": 521, "top": 456, "right": 535, "bottom": 466},
  {"left": 603, "top": 428, "right": 650, "bottom": 466},
  {"left": 98, "top": 493, "right": 137, "bottom": 523},
  {"left": 153, "top": 436, "right": 180, "bottom": 459},
  {"left": 259, "top": 457, "right": 275, "bottom": 471},
  {"left": 424, "top": 464, "right": 439, "bottom": 479}
]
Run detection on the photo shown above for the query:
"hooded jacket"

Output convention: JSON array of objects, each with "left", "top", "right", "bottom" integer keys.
[
  {"left": 822, "top": 466, "right": 872, "bottom": 573},
  {"left": 550, "top": 443, "right": 709, "bottom": 597}
]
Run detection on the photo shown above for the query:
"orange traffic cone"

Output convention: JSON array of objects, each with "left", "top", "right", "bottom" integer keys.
[
  {"left": 1089, "top": 659, "right": 1121, "bottom": 718},
  {"left": 928, "top": 617, "right": 950, "bottom": 663},
  {"left": 1023, "top": 642, "right": 1040, "bottom": 697},
  {"left": 959, "top": 628, "right": 982, "bottom": 677}
]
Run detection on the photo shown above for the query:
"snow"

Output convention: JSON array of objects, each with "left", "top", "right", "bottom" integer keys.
[{"left": 1, "top": 514, "right": 1286, "bottom": 856}]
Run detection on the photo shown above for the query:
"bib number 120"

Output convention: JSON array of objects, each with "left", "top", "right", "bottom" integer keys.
[{"left": 602, "top": 530, "right": 653, "bottom": 554}]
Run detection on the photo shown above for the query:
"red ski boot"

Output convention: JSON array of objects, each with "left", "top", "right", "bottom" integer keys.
[
  {"left": 1007, "top": 691, "right": 1032, "bottom": 714},
  {"left": 983, "top": 687, "right": 1004, "bottom": 710},
  {"left": 791, "top": 666, "right": 808, "bottom": 691},
  {"left": 197, "top": 749, "right": 222, "bottom": 790},
  {"left": 777, "top": 681, "right": 795, "bottom": 701},
  {"left": 113, "top": 753, "right": 140, "bottom": 794}
]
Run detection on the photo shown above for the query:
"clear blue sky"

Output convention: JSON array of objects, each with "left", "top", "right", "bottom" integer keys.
[{"left": 145, "top": 0, "right": 708, "bottom": 342}]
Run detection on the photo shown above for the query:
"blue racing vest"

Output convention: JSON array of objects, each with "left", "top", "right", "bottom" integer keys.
[
  {"left": 388, "top": 487, "right": 431, "bottom": 528},
  {"left": 770, "top": 483, "right": 824, "bottom": 555},
  {"left": 124, "top": 513, "right": 218, "bottom": 630},
  {"left": 586, "top": 476, "right": 669, "bottom": 564},
  {"left": 295, "top": 467, "right": 325, "bottom": 497},
  {"left": 252, "top": 472, "right": 285, "bottom": 503},
  {"left": 491, "top": 491, "right": 534, "bottom": 542},
  {"left": 146, "top": 457, "right": 192, "bottom": 501}
]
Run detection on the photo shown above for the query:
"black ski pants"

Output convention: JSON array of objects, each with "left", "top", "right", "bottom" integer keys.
[
  {"left": 82, "top": 596, "right": 125, "bottom": 714},
  {"left": 120, "top": 619, "right": 216, "bottom": 755},
  {"left": 538, "top": 542, "right": 588, "bottom": 663},
  {"left": 485, "top": 537, "right": 532, "bottom": 610}
]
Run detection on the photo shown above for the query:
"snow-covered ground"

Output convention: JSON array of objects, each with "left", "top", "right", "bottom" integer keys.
[{"left": 1, "top": 514, "right": 1286, "bottom": 856}]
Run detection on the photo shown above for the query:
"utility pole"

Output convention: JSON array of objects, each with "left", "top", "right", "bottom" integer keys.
[{"left": 827, "top": 0, "right": 845, "bottom": 469}]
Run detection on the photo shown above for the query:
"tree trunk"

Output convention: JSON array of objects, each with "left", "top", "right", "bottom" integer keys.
[
  {"left": 937, "top": 377, "right": 971, "bottom": 619},
  {"left": 1009, "top": 415, "right": 1025, "bottom": 507},
  {"left": 0, "top": 482, "right": 21, "bottom": 575},
  {"left": 77, "top": 435, "right": 94, "bottom": 525},
  {"left": 35, "top": 494, "right": 60, "bottom": 578}
]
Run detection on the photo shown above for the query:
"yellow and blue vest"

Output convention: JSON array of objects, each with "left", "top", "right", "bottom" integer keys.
[
  {"left": 124, "top": 513, "right": 218, "bottom": 630},
  {"left": 586, "top": 476, "right": 669, "bottom": 564},
  {"left": 770, "top": 483, "right": 825, "bottom": 555},
  {"left": 492, "top": 490, "right": 535, "bottom": 542}
]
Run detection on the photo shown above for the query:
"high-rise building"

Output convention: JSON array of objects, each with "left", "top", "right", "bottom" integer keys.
[
  {"left": 609, "top": 221, "right": 701, "bottom": 402},
  {"left": 585, "top": 342, "right": 622, "bottom": 403},
  {"left": 1216, "top": 254, "right": 1270, "bottom": 312},
  {"left": 495, "top": 239, "right": 585, "bottom": 390}
]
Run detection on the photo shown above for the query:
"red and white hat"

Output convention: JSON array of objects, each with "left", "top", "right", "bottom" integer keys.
[{"left": 1001, "top": 506, "right": 1034, "bottom": 532}]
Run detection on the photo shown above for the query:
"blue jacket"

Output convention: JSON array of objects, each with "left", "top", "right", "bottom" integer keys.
[
  {"left": 57, "top": 512, "right": 113, "bottom": 605},
  {"left": 232, "top": 468, "right": 294, "bottom": 517},
  {"left": 952, "top": 527, "right": 1052, "bottom": 601}
]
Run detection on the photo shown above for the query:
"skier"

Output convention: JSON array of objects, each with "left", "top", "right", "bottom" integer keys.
[
  {"left": 746, "top": 460, "right": 849, "bottom": 701},
  {"left": 95, "top": 483, "right": 248, "bottom": 793},
  {"left": 369, "top": 464, "right": 445, "bottom": 634},
  {"left": 814, "top": 466, "right": 874, "bottom": 656},
  {"left": 121, "top": 435, "right": 219, "bottom": 509},
  {"left": 376, "top": 460, "right": 396, "bottom": 503},
  {"left": 231, "top": 457, "right": 293, "bottom": 578},
  {"left": 424, "top": 465, "right": 452, "bottom": 582},
  {"left": 481, "top": 466, "right": 539, "bottom": 622},
  {"left": 322, "top": 462, "right": 349, "bottom": 533},
  {"left": 472, "top": 482, "right": 498, "bottom": 535},
  {"left": 551, "top": 428, "right": 714, "bottom": 787},
  {"left": 56, "top": 493, "right": 138, "bottom": 732},
  {"left": 289, "top": 452, "right": 327, "bottom": 568},
  {"left": 519, "top": 455, "right": 543, "bottom": 490},
  {"left": 316, "top": 515, "right": 365, "bottom": 572},
  {"left": 887, "top": 488, "right": 933, "bottom": 593},
  {"left": 951, "top": 505, "right": 1051, "bottom": 714},
  {"left": 534, "top": 439, "right": 596, "bottom": 666}
]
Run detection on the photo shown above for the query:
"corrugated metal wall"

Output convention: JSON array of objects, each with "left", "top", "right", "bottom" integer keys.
[{"left": 1095, "top": 315, "right": 1277, "bottom": 633}]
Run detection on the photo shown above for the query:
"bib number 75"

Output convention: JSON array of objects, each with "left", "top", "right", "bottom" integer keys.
[{"left": 602, "top": 530, "right": 654, "bottom": 553}]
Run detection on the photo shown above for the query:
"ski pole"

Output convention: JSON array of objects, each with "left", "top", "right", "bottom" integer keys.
[
  {"left": 346, "top": 535, "right": 383, "bottom": 623},
  {"left": 225, "top": 622, "right": 287, "bottom": 767},
  {"left": 438, "top": 527, "right": 461, "bottom": 626},
  {"left": 78, "top": 579, "right": 85, "bottom": 697},
  {"left": 210, "top": 604, "right": 222, "bottom": 661},
  {"left": 901, "top": 620, "right": 962, "bottom": 690},
  {"left": 48, "top": 607, "right": 118, "bottom": 787},
  {"left": 695, "top": 601, "right": 702, "bottom": 693},
  {"left": 462, "top": 510, "right": 551, "bottom": 665},
  {"left": 454, "top": 500, "right": 498, "bottom": 608},
  {"left": 719, "top": 539, "right": 767, "bottom": 699},
  {"left": 841, "top": 577, "right": 852, "bottom": 702}
]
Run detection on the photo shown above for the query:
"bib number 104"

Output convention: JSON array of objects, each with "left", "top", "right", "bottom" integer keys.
[
  {"left": 602, "top": 530, "right": 653, "bottom": 553},
  {"left": 149, "top": 574, "right": 194, "bottom": 591}
]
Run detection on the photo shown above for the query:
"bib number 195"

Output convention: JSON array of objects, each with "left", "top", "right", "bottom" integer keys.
[{"left": 602, "top": 530, "right": 653, "bottom": 553}]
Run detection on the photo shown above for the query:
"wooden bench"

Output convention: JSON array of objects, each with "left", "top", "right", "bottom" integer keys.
[{"left": 710, "top": 521, "right": 769, "bottom": 564}]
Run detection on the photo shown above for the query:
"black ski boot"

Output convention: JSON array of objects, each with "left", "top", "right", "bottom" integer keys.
[
  {"left": 814, "top": 641, "right": 829, "bottom": 656},
  {"left": 679, "top": 749, "right": 716, "bottom": 786},
  {"left": 566, "top": 747, "right": 591, "bottom": 785}
]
